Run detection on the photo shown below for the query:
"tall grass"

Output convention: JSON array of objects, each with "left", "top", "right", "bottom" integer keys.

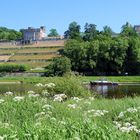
[{"left": 0, "top": 94, "right": 140, "bottom": 139}]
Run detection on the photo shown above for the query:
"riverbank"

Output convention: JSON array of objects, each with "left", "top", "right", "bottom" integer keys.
[
  {"left": 80, "top": 76, "right": 140, "bottom": 83},
  {"left": 0, "top": 76, "right": 139, "bottom": 84},
  {"left": 0, "top": 75, "right": 140, "bottom": 139}
]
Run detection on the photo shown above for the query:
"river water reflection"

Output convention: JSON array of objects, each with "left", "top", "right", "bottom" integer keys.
[
  {"left": 0, "top": 83, "right": 140, "bottom": 98},
  {"left": 90, "top": 84, "right": 140, "bottom": 98}
]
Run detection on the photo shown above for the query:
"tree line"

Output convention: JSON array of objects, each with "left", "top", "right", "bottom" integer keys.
[
  {"left": 0, "top": 27, "right": 22, "bottom": 41},
  {"left": 47, "top": 22, "right": 140, "bottom": 76}
]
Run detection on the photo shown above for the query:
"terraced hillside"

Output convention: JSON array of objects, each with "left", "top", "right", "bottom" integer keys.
[{"left": 0, "top": 40, "right": 65, "bottom": 68}]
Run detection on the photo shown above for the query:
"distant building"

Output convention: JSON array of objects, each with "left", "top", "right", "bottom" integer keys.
[
  {"left": 134, "top": 25, "right": 140, "bottom": 35},
  {"left": 21, "top": 26, "right": 46, "bottom": 42}
]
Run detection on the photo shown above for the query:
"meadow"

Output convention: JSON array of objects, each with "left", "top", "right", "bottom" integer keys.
[{"left": 0, "top": 76, "right": 140, "bottom": 139}]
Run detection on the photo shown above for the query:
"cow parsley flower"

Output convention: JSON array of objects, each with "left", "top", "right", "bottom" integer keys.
[
  {"left": 0, "top": 99, "right": 4, "bottom": 104},
  {"left": 27, "top": 90, "right": 35, "bottom": 94},
  {"left": 13, "top": 96, "right": 24, "bottom": 102},
  {"left": 5, "top": 91, "right": 14, "bottom": 95},
  {"left": 68, "top": 104, "right": 77, "bottom": 109}
]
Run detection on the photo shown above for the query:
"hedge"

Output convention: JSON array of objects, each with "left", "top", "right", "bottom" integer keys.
[{"left": 0, "top": 64, "right": 27, "bottom": 72}]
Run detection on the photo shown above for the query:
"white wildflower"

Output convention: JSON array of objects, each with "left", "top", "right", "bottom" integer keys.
[
  {"left": 27, "top": 90, "right": 35, "bottom": 94},
  {"left": 45, "top": 83, "right": 55, "bottom": 88},
  {"left": 42, "top": 104, "right": 53, "bottom": 110},
  {"left": 127, "top": 107, "right": 138, "bottom": 113},
  {"left": 42, "top": 90, "right": 50, "bottom": 96},
  {"left": 13, "top": 96, "right": 24, "bottom": 102},
  {"left": 0, "top": 99, "right": 4, "bottom": 104},
  {"left": 0, "top": 136, "right": 4, "bottom": 140},
  {"left": 89, "top": 97, "right": 95, "bottom": 101},
  {"left": 113, "top": 121, "right": 122, "bottom": 128},
  {"left": 35, "top": 83, "right": 44, "bottom": 87},
  {"left": 72, "top": 97, "right": 82, "bottom": 102},
  {"left": 87, "top": 109, "right": 95, "bottom": 113},
  {"left": 118, "top": 112, "right": 124, "bottom": 118},
  {"left": 124, "top": 122, "right": 131, "bottom": 127},
  {"left": 68, "top": 104, "right": 77, "bottom": 109},
  {"left": 132, "top": 122, "right": 137, "bottom": 125},
  {"left": 5, "top": 91, "right": 13, "bottom": 95},
  {"left": 87, "top": 109, "right": 108, "bottom": 117},
  {"left": 28, "top": 94, "right": 39, "bottom": 98},
  {"left": 102, "top": 110, "right": 109, "bottom": 113},
  {"left": 84, "top": 101, "right": 91, "bottom": 105},
  {"left": 120, "top": 126, "right": 130, "bottom": 133},
  {"left": 54, "top": 96, "right": 63, "bottom": 102},
  {"left": 53, "top": 94, "right": 67, "bottom": 102},
  {"left": 3, "top": 123, "right": 10, "bottom": 128}
]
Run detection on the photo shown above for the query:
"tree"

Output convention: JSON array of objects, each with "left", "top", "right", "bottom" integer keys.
[
  {"left": 64, "top": 39, "right": 88, "bottom": 72},
  {"left": 48, "top": 28, "right": 59, "bottom": 37},
  {"left": 83, "top": 23, "right": 99, "bottom": 41},
  {"left": 46, "top": 57, "right": 71, "bottom": 76},
  {"left": 120, "top": 22, "right": 138, "bottom": 37},
  {"left": 0, "top": 27, "right": 22, "bottom": 41},
  {"left": 123, "top": 37, "right": 140, "bottom": 75},
  {"left": 102, "top": 26, "right": 113, "bottom": 36},
  {"left": 64, "top": 22, "right": 81, "bottom": 40}
]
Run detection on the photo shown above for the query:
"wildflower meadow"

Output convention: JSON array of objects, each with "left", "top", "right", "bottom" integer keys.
[{"left": 0, "top": 76, "right": 140, "bottom": 140}]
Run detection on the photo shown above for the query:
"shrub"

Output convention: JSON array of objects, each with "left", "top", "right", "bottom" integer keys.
[
  {"left": 46, "top": 56, "right": 71, "bottom": 76},
  {"left": 43, "top": 74, "right": 91, "bottom": 97},
  {"left": 0, "top": 64, "right": 27, "bottom": 72}
]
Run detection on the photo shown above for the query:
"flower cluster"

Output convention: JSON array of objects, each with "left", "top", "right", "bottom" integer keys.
[
  {"left": 28, "top": 94, "right": 39, "bottom": 98},
  {"left": 53, "top": 94, "right": 67, "bottom": 102},
  {"left": 118, "top": 107, "right": 139, "bottom": 118},
  {"left": 68, "top": 104, "right": 77, "bottom": 109},
  {"left": 13, "top": 96, "right": 24, "bottom": 102},
  {"left": 35, "top": 83, "right": 56, "bottom": 88},
  {"left": 42, "top": 104, "right": 53, "bottom": 110},
  {"left": 85, "top": 109, "right": 109, "bottom": 117},
  {"left": 35, "top": 83, "right": 44, "bottom": 87},
  {"left": 5, "top": 91, "right": 14, "bottom": 95},
  {"left": 27, "top": 90, "right": 35, "bottom": 94},
  {"left": 113, "top": 121, "right": 140, "bottom": 133},
  {"left": 41, "top": 90, "right": 50, "bottom": 96},
  {"left": 0, "top": 99, "right": 4, "bottom": 104},
  {"left": 45, "top": 83, "right": 56, "bottom": 88},
  {"left": 71, "top": 97, "right": 82, "bottom": 102}
]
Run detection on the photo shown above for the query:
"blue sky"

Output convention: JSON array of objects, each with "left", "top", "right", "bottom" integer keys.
[{"left": 0, "top": 0, "right": 140, "bottom": 35}]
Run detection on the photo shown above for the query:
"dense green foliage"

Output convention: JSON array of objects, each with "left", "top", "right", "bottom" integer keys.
[
  {"left": 64, "top": 21, "right": 81, "bottom": 40},
  {"left": 46, "top": 57, "right": 71, "bottom": 76},
  {"left": 44, "top": 75, "right": 90, "bottom": 97},
  {"left": 0, "top": 27, "right": 22, "bottom": 41},
  {"left": 48, "top": 28, "right": 59, "bottom": 37},
  {"left": 0, "top": 64, "right": 27, "bottom": 72},
  {"left": 63, "top": 22, "right": 140, "bottom": 75}
]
